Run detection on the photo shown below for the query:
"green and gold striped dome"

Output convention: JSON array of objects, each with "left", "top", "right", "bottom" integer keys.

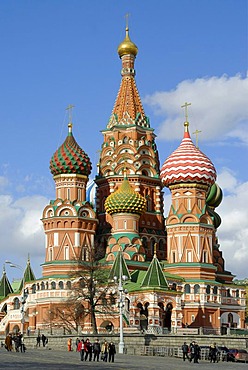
[
  {"left": 105, "top": 173, "right": 146, "bottom": 215},
  {"left": 206, "top": 182, "right": 223, "bottom": 208},
  {"left": 50, "top": 123, "right": 92, "bottom": 177}
]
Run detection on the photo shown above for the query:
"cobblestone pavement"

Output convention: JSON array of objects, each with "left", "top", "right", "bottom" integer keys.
[{"left": 0, "top": 347, "right": 247, "bottom": 370}]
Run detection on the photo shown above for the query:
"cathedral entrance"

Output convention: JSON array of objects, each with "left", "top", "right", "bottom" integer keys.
[
  {"left": 137, "top": 302, "right": 149, "bottom": 331},
  {"left": 158, "top": 302, "right": 173, "bottom": 331}
]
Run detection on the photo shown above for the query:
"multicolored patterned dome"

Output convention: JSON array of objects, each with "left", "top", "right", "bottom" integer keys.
[
  {"left": 160, "top": 122, "right": 216, "bottom": 187},
  {"left": 50, "top": 123, "right": 92, "bottom": 176},
  {"left": 105, "top": 172, "right": 147, "bottom": 215},
  {"left": 206, "top": 182, "right": 223, "bottom": 208}
]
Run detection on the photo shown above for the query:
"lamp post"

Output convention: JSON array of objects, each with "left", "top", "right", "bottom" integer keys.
[
  {"left": 113, "top": 252, "right": 128, "bottom": 354},
  {"left": 5, "top": 260, "right": 28, "bottom": 335}
]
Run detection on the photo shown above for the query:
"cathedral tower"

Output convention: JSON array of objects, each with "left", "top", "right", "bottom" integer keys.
[
  {"left": 95, "top": 25, "right": 166, "bottom": 260},
  {"left": 41, "top": 118, "right": 98, "bottom": 277}
]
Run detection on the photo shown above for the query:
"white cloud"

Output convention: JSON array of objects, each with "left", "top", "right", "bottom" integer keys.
[
  {"left": 0, "top": 194, "right": 48, "bottom": 262},
  {"left": 217, "top": 175, "right": 248, "bottom": 279},
  {"left": 144, "top": 73, "right": 248, "bottom": 144}
]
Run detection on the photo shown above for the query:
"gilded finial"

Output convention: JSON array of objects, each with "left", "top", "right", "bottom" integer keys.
[
  {"left": 66, "top": 104, "right": 75, "bottom": 123},
  {"left": 125, "top": 13, "right": 130, "bottom": 30},
  {"left": 181, "top": 102, "right": 191, "bottom": 132},
  {"left": 66, "top": 104, "right": 75, "bottom": 133},
  {"left": 193, "top": 129, "right": 202, "bottom": 149},
  {"left": 154, "top": 243, "right": 158, "bottom": 257},
  {"left": 181, "top": 102, "right": 191, "bottom": 122}
]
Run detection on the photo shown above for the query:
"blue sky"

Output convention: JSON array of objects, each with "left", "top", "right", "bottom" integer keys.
[{"left": 0, "top": 0, "right": 247, "bottom": 281}]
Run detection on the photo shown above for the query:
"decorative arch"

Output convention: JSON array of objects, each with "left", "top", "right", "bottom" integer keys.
[{"left": 13, "top": 297, "right": 20, "bottom": 310}]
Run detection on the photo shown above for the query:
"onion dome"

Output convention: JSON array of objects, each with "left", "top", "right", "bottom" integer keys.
[
  {"left": 206, "top": 182, "right": 223, "bottom": 208},
  {"left": 105, "top": 172, "right": 146, "bottom": 215},
  {"left": 160, "top": 122, "right": 216, "bottom": 187},
  {"left": 50, "top": 123, "right": 92, "bottom": 176},
  {"left": 207, "top": 207, "right": 222, "bottom": 229},
  {"left": 117, "top": 26, "right": 138, "bottom": 58}
]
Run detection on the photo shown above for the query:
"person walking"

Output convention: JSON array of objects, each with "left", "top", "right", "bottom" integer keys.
[
  {"left": 84, "top": 338, "right": 92, "bottom": 361},
  {"left": 77, "top": 339, "right": 84, "bottom": 361},
  {"left": 41, "top": 334, "right": 47, "bottom": 347},
  {"left": 93, "top": 339, "right": 101, "bottom": 361},
  {"left": 209, "top": 343, "right": 218, "bottom": 363},
  {"left": 36, "top": 334, "right": 41, "bottom": 347},
  {"left": 5, "top": 334, "right": 13, "bottom": 351},
  {"left": 75, "top": 337, "right": 80, "bottom": 351},
  {"left": 20, "top": 335, "right": 26, "bottom": 353},
  {"left": 182, "top": 342, "right": 190, "bottom": 361},
  {"left": 101, "top": 340, "right": 108, "bottom": 362},
  {"left": 67, "top": 338, "right": 72, "bottom": 351},
  {"left": 108, "top": 341, "right": 116, "bottom": 363}
]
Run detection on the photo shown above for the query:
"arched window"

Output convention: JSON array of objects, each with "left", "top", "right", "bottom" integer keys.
[
  {"left": 150, "top": 238, "right": 156, "bottom": 255},
  {"left": 194, "top": 284, "right": 200, "bottom": 294},
  {"left": 13, "top": 297, "right": 20, "bottom": 310},
  {"left": 235, "top": 289, "right": 239, "bottom": 298},
  {"left": 172, "top": 283, "right": 177, "bottom": 291},
  {"left": 51, "top": 281, "right": 56, "bottom": 290},
  {"left": 58, "top": 281, "right": 64, "bottom": 289},
  {"left": 206, "top": 285, "right": 211, "bottom": 294},
  {"left": 142, "top": 237, "right": 148, "bottom": 251},
  {"left": 32, "top": 284, "right": 36, "bottom": 294},
  {"left": 213, "top": 286, "right": 218, "bottom": 295},
  {"left": 66, "top": 281, "right": 71, "bottom": 290},
  {"left": 159, "top": 239, "right": 164, "bottom": 251},
  {"left": 65, "top": 246, "right": 69, "bottom": 260},
  {"left": 184, "top": 284, "right": 191, "bottom": 294},
  {"left": 41, "top": 282, "right": 45, "bottom": 290}
]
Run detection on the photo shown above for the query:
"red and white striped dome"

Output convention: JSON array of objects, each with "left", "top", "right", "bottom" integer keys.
[{"left": 160, "top": 122, "right": 216, "bottom": 187}]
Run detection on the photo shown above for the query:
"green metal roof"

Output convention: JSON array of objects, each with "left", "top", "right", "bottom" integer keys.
[
  {"left": 0, "top": 266, "right": 13, "bottom": 298},
  {"left": 108, "top": 251, "right": 131, "bottom": 281},
  {"left": 140, "top": 253, "right": 169, "bottom": 289}
]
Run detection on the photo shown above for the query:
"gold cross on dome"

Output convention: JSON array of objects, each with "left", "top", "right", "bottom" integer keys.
[
  {"left": 66, "top": 104, "right": 75, "bottom": 123},
  {"left": 193, "top": 129, "right": 202, "bottom": 149},
  {"left": 125, "top": 13, "right": 130, "bottom": 28},
  {"left": 181, "top": 102, "right": 191, "bottom": 122}
]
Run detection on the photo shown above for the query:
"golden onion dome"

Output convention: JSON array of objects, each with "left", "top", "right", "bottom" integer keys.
[
  {"left": 117, "top": 26, "right": 138, "bottom": 58},
  {"left": 105, "top": 172, "right": 146, "bottom": 215}
]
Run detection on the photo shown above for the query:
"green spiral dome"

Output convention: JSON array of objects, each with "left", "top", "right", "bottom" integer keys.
[
  {"left": 50, "top": 124, "right": 92, "bottom": 177},
  {"left": 206, "top": 183, "right": 223, "bottom": 208},
  {"left": 105, "top": 175, "right": 147, "bottom": 215}
]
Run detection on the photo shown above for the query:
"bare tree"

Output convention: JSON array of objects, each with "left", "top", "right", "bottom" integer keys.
[{"left": 67, "top": 247, "right": 116, "bottom": 334}]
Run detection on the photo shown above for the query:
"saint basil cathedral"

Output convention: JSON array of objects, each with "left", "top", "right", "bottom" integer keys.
[{"left": 0, "top": 25, "right": 246, "bottom": 336}]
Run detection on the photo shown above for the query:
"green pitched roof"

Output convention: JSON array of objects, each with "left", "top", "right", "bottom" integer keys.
[
  {"left": 18, "top": 257, "right": 36, "bottom": 292},
  {"left": 140, "top": 253, "right": 168, "bottom": 289},
  {"left": 108, "top": 251, "right": 131, "bottom": 281},
  {"left": 0, "top": 266, "right": 13, "bottom": 298}
]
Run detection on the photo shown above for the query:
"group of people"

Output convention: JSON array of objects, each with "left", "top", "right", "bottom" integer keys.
[
  {"left": 4, "top": 332, "right": 26, "bottom": 352},
  {"left": 181, "top": 341, "right": 201, "bottom": 363},
  {"left": 182, "top": 341, "right": 220, "bottom": 363},
  {"left": 73, "top": 338, "right": 116, "bottom": 363},
  {"left": 36, "top": 334, "right": 48, "bottom": 347}
]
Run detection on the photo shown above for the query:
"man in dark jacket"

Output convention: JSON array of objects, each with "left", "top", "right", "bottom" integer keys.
[
  {"left": 93, "top": 339, "right": 101, "bottom": 361},
  {"left": 108, "top": 341, "right": 116, "bottom": 363},
  {"left": 182, "top": 342, "right": 190, "bottom": 361}
]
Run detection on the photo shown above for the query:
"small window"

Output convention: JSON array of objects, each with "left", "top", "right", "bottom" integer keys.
[
  {"left": 206, "top": 285, "right": 211, "bottom": 294},
  {"left": 13, "top": 297, "right": 20, "bottom": 310},
  {"left": 58, "top": 281, "right": 64, "bottom": 289},
  {"left": 184, "top": 284, "right": 191, "bottom": 294},
  {"left": 194, "top": 284, "right": 200, "bottom": 294},
  {"left": 51, "top": 281, "right": 56, "bottom": 290},
  {"left": 213, "top": 286, "right": 218, "bottom": 295},
  {"left": 172, "top": 252, "right": 176, "bottom": 263}
]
